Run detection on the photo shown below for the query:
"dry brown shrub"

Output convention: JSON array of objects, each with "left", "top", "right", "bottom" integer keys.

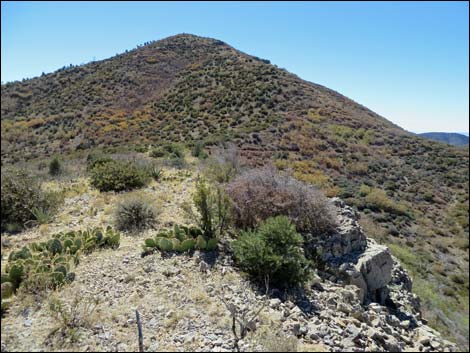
[{"left": 226, "top": 167, "right": 336, "bottom": 235}]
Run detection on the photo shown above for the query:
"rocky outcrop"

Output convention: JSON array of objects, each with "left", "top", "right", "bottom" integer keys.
[
  {"left": 309, "top": 198, "right": 367, "bottom": 260},
  {"left": 287, "top": 197, "right": 457, "bottom": 351},
  {"left": 275, "top": 280, "right": 456, "bottom": 352},
  {"left": 310, "top": 198, "right": 402, "bottom": 305}
]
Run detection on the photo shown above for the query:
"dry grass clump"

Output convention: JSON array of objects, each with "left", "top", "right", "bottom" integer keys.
[{"left": 114, "top": 193, "right": 159, "bottom": 232}]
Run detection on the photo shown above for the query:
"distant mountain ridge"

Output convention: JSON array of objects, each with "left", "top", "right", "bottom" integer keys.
[{"left": 418, "top": 132, "right": 469, "bottom": 146}]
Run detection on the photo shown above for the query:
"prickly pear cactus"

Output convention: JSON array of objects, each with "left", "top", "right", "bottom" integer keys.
[
  {"left": 8, "top": 247, "right": 32, "bottom": 261},
  {"left": 145, "top": 238, "right": 157, "bottom": 248},
  {"left": 1, "top": 282, "right": 14, "bottom": 299},
  {"left": 2, "top": 227, "right": 121, "bottom": 302},
  {"left": 206, "top": 238, "right": 218, "bottom": 251},
  {"left": 189, "top": 226, "right": 203, "bottom": 238},
  {"left": 54, "top": 265, "right": 67, "bottom": 277},
  {"left": 158, "top": 238, "right": 173, "bottom": 251},
  {"left": 48, "top": 239, "right": 63, "bottom": 255},
  {"left": 157, "top": 230, "right": 170, "bottom": 238},
  {"left": 174, "top": 224, "right": 187, "bottom": 242},
  {"left": 51, "top": 271, "right": 65, "bottom": 287},
  {"left": 63, "top": 239, "right": 74, "bottom": 250},
  {"left": 171, "top": 238, "right": 181, "bottom": 252},
  {"left": 195, "top": 235, "right": 207, "bottom": 250},
  {"left": 180, "top": 239, "right": 196, "bottom": 252},
  {"left": 74, "top": 238, "right": 83, "bottom": 248},
  {"left": 143, "top": 225, "right": 206, "bottom": 254},
  {"left": 8, "top": 263, "right": 25, "bottom": 290},
  {"left": 65, "top": 272, "right": 76, "bottom": 283},
  {"left": 94, "top": 228, "right": 104, "bottom": 242}
]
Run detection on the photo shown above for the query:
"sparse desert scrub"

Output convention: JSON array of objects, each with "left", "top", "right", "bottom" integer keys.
[
  {"left": 48, "top": 293, "right": 100, "bottom": 344},
  {"left": 202, "top": 143, "right": 241, "bottom": 183}
]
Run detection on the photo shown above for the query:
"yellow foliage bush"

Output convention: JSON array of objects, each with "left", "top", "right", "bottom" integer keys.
[{"left": 364, "top": 188, "right": 408, "bottom": 215}]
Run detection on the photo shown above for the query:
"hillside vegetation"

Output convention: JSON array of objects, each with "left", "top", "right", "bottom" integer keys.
[{"left": 1, "top": 34, "right": 469, "bottom": 349}]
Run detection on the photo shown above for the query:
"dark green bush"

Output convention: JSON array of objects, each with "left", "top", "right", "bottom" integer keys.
[
  {"left": 150, "top": 143, "right": 186, "bottom": 169},
  {"left": 49, "top": 156, "right": 62, "bottom": 176},
  {"left": 1, "top": 170, "right": 62, "bottom": 231},
  {"left": 150, "top": 143, "right": 185, "bottom": 159},
  {"left": 90, "top": 160, "right": 150, "bottom": 192},
  {"left": 163, "top": 155, "right": 187, "bottom": 169},
  {"left": 86, "top": 152, "right": 113, "bottom": 171},
  {"left": 232, "top": 216, "right": 311, "bottom": 287},
  {"left": 114, "top": 196, "right": 157, "bottom": 232},
  {"left": 164, "top": 143, "right": 185, "bottom": 159},
  {"left": 149, "top": 147, "right": 166, "bottom": 158},
  {"left": 191, "top": 141, "right": 208, "bottom": 159}
]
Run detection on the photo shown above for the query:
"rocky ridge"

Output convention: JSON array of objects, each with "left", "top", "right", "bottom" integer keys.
[
  {"left": 287, "top": 198, "right": 457, "bottom": 352},
  {"left": 0, "top": 178, "right": 458, "bottom": 352}
]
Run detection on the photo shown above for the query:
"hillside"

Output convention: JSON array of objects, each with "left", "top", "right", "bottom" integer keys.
[
  {"left": 418, "top": 132, "right": 469, "bottom": 147},
  {"left": 0, "top": 161, "right": 459, "bottom": 352},
  {"left": 1, "top": 34, "right": 469, "bottom": 349}
]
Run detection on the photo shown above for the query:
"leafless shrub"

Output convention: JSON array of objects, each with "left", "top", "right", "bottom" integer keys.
[
  {"left": 217, "top": 279, "right": 269, "bottom": 352},
  {"left": 203, "top": 143, "right": 241, "bottom": 183},
  {"left": 47, "top": 293, "right": 100, "bottom": 344},
  {"left": 226, "top": 167, "right": 336, "bottom": 235}
]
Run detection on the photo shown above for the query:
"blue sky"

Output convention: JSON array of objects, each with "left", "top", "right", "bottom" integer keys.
[{"left": 1, "top": 1, "right": 468, "bottom": 133}]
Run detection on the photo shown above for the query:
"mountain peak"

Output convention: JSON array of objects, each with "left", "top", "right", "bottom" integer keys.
[{"left": 1, "top": 33, "right": 468, "bottom": 350}]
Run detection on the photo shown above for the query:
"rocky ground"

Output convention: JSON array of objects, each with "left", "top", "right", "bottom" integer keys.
[{"left": 0, "top": 168, "right": 459, "bottom": 352}]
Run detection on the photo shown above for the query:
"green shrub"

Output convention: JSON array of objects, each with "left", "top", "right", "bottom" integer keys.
[
  {"left": 1, "top": 169, "right": 62, "bottom": 231},
  {"left": 232, "top": 216, "right": 311, "bottom": 287},
  {"left": 86, "top": 152, "right": 113, "bottom": 171},
  {"left": 90, "top": 160, "right": 150, "bottom": 192},
  {"left": 114, "top": 195, "right": 157, "bottom": 232},
  {"left": 364, "top": 188, "right": 409, "bottom": 216},
  {"left": 49, "top": 156, "right": 62, "bottom": 176},
  {"left": 192, "top": 177, "right": 231, "bottom": 238},
  {"left": 165, "top": 143, "right": 185, "bottom": 159},
  {"left": 149, "top": 147, "right": 166, "bottom": 158},
  {"left": 191, "top": 141, "right": 208, "bottom": 159},
  {"left": 150, "top": 143, "right": 185, "bottom": 159},
  {"left": 163, "top": 155, "right": 186, "bottom": 169}
]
